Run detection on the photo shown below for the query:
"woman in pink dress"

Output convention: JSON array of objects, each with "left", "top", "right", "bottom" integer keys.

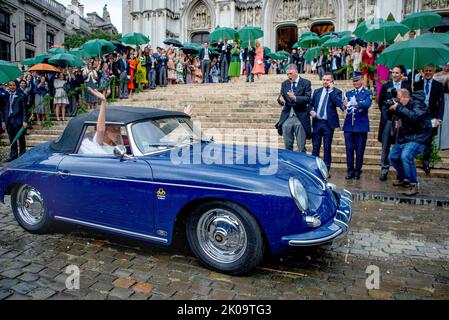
[{"left": 252, "top": 40, "right": 265, "bottom": 80}]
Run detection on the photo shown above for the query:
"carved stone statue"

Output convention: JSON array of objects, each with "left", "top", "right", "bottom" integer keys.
[
  {"left": 348, "top": 0, "right": 356, "bottom": 22},
  {"left": 190, "top": 3, "right": 211, "bottom": 30},
  {"left": 103, "top": 4, "right": 111, "bottom": 23}
]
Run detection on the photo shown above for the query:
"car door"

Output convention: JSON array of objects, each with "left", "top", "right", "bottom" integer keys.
[{"left": 54, "top": 154, "right": 156, "bottom": 236}]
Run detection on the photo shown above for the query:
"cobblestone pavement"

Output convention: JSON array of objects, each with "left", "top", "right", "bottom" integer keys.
[{"left": 0, "top": 197, "right": 448, "bottom": 300}]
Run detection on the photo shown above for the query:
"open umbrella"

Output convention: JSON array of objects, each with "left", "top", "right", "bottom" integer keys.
[
  {"left": 0, "top": 60, "right": 22, "bottom": 84},
  {"left": 323, "top": 37, "right": 342, "bottom": 48},
  {"left": 336, "top": 31, "right": 353, "bottom": 37},
  {"left": 82, "top": 39, "right": 116, "bottom": 58},
  {"left": 163, "top": 39, "right": 183, "bottom": 47},
  {"left": 418, "top": 32, "right": 449, "bottom": 46},
  {"left": 69, "top": 48, "right": 91, "bottom": 59},
  {"left": 210, "top": 27, "right": 237, "bottom": 42},
  {"left": 121, "top": 32, "right": 150, "bottom": 46},
  {"left": 21, "top": 58, "right": 36, "bottom": 66},
  {"left": 361, "top": 21, "right": 410, "bottom": 43},
  {"left": 320, "top": 35, "right": 336, "bottom": 44},
  {"left": 299, "top": 31, "right": 318, "bottom": 39},
  {"left": 401, "top": 11, "right": 442, "bottom": 31},
  {"left": 28, "top": 63, "right": 61, "bottom": 73},
  {"left": 304, "top": 47, "right": 329, "bottom": 61},
  {"left": 377, "top": 37, "right": 449, "bottom": 87},
  {"left": 48, "top": 53, "right": 85, "bottom": 68},
  {"left": 48, "top": 47, "right": 67, "bottom": 55},
  {"left": 338, "top": 35, "right": 354, "bottom": 47},
  {"left": 298, "top": 35, "right": 321, "bottom": 48},
  {"left": 33, "top": 54, "right": 52, "bottom": 64},
  {"left": 268, "top": 53, "right": 284, "bottom": 60},
  {"left": 277, "top": 50, "right": 290, "bottom": 57},
  {"left": 237, "top": 26, "right": 264, "bottom": 42},
  {"left": 354, "top": 18, "right": 385, "bottom": 38},
  {"left": 181, "top": 46, "right": 200, "bottom": 55}
]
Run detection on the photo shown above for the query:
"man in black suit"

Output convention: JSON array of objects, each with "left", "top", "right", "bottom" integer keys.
[
  {"left": 199, "top": 42, "right": 212, "bottom": 84},
  {"left": 243, "top": 41, "right": 255, "bottom": 82},
  {"left": 118, "top": 52, "right": 130, "bottom": 99},
  {"left": 378, "top": 65, "right": 412, "bottom": 181},
  {"left": 217, "top": 38, "right": 232, "bottom": 83},
  {"left": 414, "top": 64, "right": 445, "bottom": 174},
  {"left": 1, "top": 81, "right": 28, "bottom": 162},
  {"left": 276, "top": 64, "right": 312, "bottom": 153},
  {"left": 310, "top": 72, "right": 344, "bottom": 174}
]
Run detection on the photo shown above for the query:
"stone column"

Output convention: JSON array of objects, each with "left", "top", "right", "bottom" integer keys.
[{"left": 11, "top": 9, "right": 25, "bottom": 62}]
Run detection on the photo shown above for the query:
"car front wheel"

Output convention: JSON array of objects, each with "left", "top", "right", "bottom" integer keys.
[
  {"left": 11, "top": 184, "right": 52, "bottom": 234},
  {"left": 186, "top": 201, "right": 264, "bottom": 275}
]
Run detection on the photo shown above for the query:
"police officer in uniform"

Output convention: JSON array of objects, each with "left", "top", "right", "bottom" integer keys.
[{"left": 343, "top": 72, "right": 372, "bottom": 180}]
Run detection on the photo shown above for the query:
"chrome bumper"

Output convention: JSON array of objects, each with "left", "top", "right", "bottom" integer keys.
[{"left": 282, "top": 189, "right": 353, "bottom": 247}]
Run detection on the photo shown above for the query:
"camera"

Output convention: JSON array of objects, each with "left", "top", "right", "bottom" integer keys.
[{"left": 384, "top": 98, "right": 399, "bottom": 108}]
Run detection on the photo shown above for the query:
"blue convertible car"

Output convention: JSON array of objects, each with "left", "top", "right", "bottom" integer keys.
[{"left": 0, "top": 107, "right": 352, "bottom": 275}]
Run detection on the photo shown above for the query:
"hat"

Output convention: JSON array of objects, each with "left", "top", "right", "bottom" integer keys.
[{"left": 351, "top": 71, "right": 363, "bottom": 81}]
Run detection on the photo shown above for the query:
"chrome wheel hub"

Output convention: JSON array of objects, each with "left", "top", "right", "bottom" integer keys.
[
  {"left": 17, "top": 185, "right": 45, "bottom": 226},
  {"left": 197, "top": 209, "right": 247, "bottom": 264}
]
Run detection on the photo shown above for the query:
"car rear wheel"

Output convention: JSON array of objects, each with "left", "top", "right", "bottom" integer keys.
[
  {"left": 186, "top": 201, "right": 264, "bottom": 275},
  {"left": 11, "top": 184, "right": 52, "bottom": 234}
]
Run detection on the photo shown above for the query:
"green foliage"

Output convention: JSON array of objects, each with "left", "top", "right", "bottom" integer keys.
[
  {"left": 0, "top": 141, "right": 8, "bottom": 147},
  {"left": 417, "top": 138, "right": 442, "bottom": 166},
  {"left": 64, "top": 31, "right": 121, "bottom": 50}
]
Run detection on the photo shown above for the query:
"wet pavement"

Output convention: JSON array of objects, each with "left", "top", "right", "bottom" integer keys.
[{"left": 0, "top": 197, "right": 448, "bottom": 300}]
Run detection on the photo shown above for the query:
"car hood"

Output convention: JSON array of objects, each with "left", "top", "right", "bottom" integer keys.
[{"left": 142, "top": 142, "right": 326, "bottom": 197}]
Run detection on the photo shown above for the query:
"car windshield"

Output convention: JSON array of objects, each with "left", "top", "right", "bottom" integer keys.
[{"left": 132, "top": 117, "right": 202, "bottom": 154}]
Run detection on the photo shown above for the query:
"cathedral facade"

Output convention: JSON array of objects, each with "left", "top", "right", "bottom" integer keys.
[{"left": 122, "top": 0, "right": 449, "bottom": 50}]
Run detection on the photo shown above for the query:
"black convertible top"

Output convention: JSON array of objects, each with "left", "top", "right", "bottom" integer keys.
[{"left": 51, "top": 106, "right": 189, "bottom": 154}]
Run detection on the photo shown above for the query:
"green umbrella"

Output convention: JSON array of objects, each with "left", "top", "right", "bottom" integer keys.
[
  {"left": 304, "top": 47, "right": 328, "bottom": 61},
  {"left": 292, "top": 41, "right": 302, "bottom": 49},
  {"left": 82, "top": 39, "right": 116, "bottom": 58},
  {"left": 336, "top": 31, "right": 352, "bottom": 37},
  {"left": 237, "top": 26, "right": 264, "bottom": 42},
  {"left": 354, "top": 18, "right": 385, "bottom": 38},
  {"left": 0, "top": 60, "right": 21, "bottom": 84},
  {"left": 323, "top": 37, "right": 342, "bottom": 48},
  {"left": 320, "top": 35, "right": 336, "bottom": 44},
  {"left": 121, "top": 32, "right": 150, "bottom": 46},
  {"left": 268, "top": 53, "right": 284, "bottom": 60},
  {"left": 183, "top": 42, "right": 203, "bottom": 50},
  {"left": 338, "top": 36, "right": 354, "bottom": 47},
  {"left": 418, "top": 32, "right": 449, "bottom": 46},
  {"left": 48, "top": 53, "right": 85, "bottom": 68},
  {"left": 264, "top": 46, "right": 271, "bottom": 54},
  {"left": 361, "top": 21, "right": 410, "bottom": 43},
  {"left": 299, "top": 32, "right": 318, "bottom": 39},
  {"left": 33, "top": 54, "right": 52, "bottom": 64},
  {"left": 377, "top": 37, "right": 449, "bottom": 87},
  {"left": 277, "top": 50, "right": 290, "bottom": 57},
  {"left": 299, "top": 35, "right": 321, "bottom": 48},
  {"left": 70, "top": 48, "right": 90, "bottom": 59},
  {"left": 401, "top": 11, "right": 442, "bottom": 31},
  {"left": 210, "top": 27, "right": 237, "bottom": 42},
  {"left": 48, "top": 47, "right": 67, "bottom": 54},
  {"left": 21, "top": 58, "right": 36, "bottom": 66},
  {"left": 10, "top": 127, "right": 26, "bottom": 147}
]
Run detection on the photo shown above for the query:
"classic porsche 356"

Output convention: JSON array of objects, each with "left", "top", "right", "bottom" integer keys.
[{"left": 0, "top": 107, "right": 352, "bottom": 275}]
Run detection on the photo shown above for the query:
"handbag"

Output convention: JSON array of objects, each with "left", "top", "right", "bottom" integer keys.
[{"left": 257, "top": 59, "right": 263, "bottom": 65}]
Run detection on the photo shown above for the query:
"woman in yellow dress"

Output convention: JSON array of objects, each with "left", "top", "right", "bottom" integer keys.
[{"left": 135, "top": 47, "right": 148, "bottom": 90}]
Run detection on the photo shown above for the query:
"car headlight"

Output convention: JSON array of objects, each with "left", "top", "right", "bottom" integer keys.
[
  {"left": 316, "top": 157, "right": 328, "bottom": 181},
  {"left": 289, "top": 177, "right": 309, "bottom": 213}
]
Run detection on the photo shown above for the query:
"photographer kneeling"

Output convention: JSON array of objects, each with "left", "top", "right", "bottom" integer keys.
[{"left": 388, "top": 89, "right": 433, "bottom": 196}]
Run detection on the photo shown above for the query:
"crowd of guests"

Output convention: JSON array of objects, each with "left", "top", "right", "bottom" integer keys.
[{"left": 276, "top": 61, "right": 449, "bottom": 196}]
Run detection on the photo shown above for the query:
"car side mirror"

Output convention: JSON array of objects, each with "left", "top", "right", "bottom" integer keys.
[{"left": 113, "top": 145, "right": 132, "bottom": 160}]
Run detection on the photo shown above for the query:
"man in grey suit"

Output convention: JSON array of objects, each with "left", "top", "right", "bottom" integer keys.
[
  {"left": 276, "top": 64, "right": 312, "bottom": 152},
  {"left": 199, "top": 42, "right": 212, "bottom": 84}
]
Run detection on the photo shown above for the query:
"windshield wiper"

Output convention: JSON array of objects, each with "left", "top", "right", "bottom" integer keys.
[{"left": 147, "top": 143, "right": 177, "bottom": 148}]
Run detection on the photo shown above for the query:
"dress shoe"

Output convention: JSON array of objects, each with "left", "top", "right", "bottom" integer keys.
[
  {"left": 423, "top": 165, "right": 431, "bottom": 175},
  {"left": 393, "top": 179, "right": 410, "bottom": 187},
  {"left": 404, "top": 184, "right": 419, "bottom": 196},
  {"left": 379, "top": 173, "right": 388, "bottom": 181},
  {"left": 353, "top": 174, "right": 361, "bottom": 180},
  {"left": 345, "top": 174, "right": 353, "bottom": 180}
]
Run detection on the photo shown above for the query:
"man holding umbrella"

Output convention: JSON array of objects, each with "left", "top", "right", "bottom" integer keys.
[{"left": 1, "top": 81, "right": 28, "bottom": 162}]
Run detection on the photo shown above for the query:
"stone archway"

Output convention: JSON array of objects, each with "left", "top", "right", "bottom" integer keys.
[
  {"left": 311, "top": 21, "right": 335, "bottom": 36},
  {"left": 262, "top": 0, "right": 344, "bottom": 49},
  {"left": 181, "top": 0, "right": 215, "bottom": 43},
  {"left": 276, "top": 24, "right": 298, "bottom": 51}
]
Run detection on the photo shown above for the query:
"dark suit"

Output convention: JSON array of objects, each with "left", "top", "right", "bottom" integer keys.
[
  {"left": 414, "top": 79, "right": 445, "bottom": 168},
  {"left": 276, "top": 77, "right": 312, "bottom": 152},
  {"left": 311, "top": 87, "right": 344, "bottom": 170},
  {"left": 118, "top": 59, "right": 130, "bottom": 98},
  {"left": 243, "top": 47, "right": 256, "bottom": 82},
  {"left": 2, "top": 91, "right": 28, "bottom": 160},
  {"left": 316, "top": 55, "right": 328, "bottom": 80},
  {"left": 378, "top": 81, "right": 412, "bottom": 176},
  {"left": 199, "top": 48, "right": 212, "bottom": 83},
  {"left": 217, "top": 41, "right": 232, "bottom": 82}
]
